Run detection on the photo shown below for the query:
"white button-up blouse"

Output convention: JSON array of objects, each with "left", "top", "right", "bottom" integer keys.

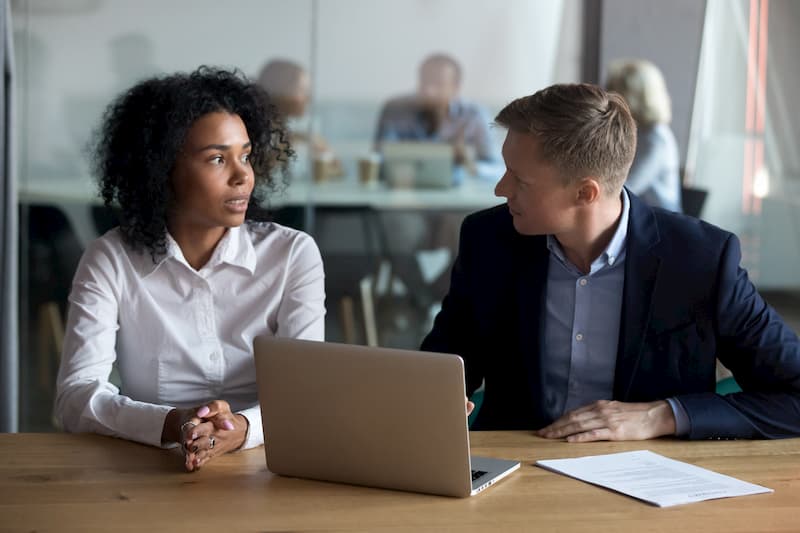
[{"left": 55, "top": 222, "right": 325, "bottom": 449}]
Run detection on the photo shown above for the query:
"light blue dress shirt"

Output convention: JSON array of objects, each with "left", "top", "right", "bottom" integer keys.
[
  {"left": 374, "top": 96, "right": 504, "bottom": 182},
  {"left": 542, "top": 191, "right": 629, "bottom": 419},
  {"left": 541, "top": 190, "right": 688, "bottom": 435}
]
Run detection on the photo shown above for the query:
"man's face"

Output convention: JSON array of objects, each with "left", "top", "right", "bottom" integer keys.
[
  {"left": 494, "top": 130, "right": 578, "bottom": 236},
  {"left": 417, "top": 63, "right": 459, "bottom": 109}
]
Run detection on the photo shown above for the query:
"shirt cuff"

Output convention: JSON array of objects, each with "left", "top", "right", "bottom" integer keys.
[
  {"left": 116, "top": 401, "right": 174, "bottom": 448},
  {"left": 666, "top": 397, "right": 691, "bottom": 437},
  {"left": 236, "top": 405, "right": 264, "bottom": 450}
]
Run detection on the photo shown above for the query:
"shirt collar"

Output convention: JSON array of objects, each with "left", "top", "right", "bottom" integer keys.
[
  {"left": 546, "top": 189, "right": 630, "bottom": 275},
  {"left": 604, "top": 188, "right": 630, "bottom": 267},
  {"left": 205, "top": 225, "right": 257, "bottom": 274},
  {"left": 138, "top": 225, "right": 257, "bottom": 278}
]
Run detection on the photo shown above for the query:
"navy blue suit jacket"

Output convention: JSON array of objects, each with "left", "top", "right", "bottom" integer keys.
[{"left": 421, "top": 192, "right": 800, "bottom": 439}]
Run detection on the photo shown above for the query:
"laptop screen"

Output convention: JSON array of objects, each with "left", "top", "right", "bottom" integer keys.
[{"left": 381, "top": 141, "right": 454, "bottom": 189}]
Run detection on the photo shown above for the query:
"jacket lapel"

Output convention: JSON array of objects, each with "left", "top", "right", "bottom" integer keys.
[
  {"left": 614, "top": 192, "right": 662, "bottom": 400},
  {"left": 515, "top": 233, "right": 550, "bottom": 420}
]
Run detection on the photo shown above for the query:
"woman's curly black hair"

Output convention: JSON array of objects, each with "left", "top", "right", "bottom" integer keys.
[{"left": 91, "top": 66, "right": 293, "bottom": 259}]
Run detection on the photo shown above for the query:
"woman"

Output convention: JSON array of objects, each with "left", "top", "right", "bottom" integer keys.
[
  {"left": 606, "top": 59, "right": 682, "bottom": 212},
  {"left": 55, "top": 67, "right": 326, "bottom": 471}
]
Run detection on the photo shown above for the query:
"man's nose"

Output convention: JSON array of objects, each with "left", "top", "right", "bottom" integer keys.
[{"left": 495, "top": 172, "right": 511, "bottom": 198}]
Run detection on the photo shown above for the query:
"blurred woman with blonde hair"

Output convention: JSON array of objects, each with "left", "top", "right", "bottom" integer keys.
[{"left": 607, "top": 59, "right": 682, "bottom": 212}]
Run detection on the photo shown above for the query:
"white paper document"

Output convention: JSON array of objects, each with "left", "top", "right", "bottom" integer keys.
[{"left": 536, "top": 450, "right": 773, "bottom": 507}]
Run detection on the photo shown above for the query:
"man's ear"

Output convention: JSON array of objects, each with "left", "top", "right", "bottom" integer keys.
[{"left": 575, "top": 177, "right": 602, "bottom": 205}]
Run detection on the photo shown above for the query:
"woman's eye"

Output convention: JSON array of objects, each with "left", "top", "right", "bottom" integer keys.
[
  {"left": 211, "top": 155, "right": 224, "bottom": 165},
  {"left": 242, "top": 153, "right": 251, "bottom": 164}
]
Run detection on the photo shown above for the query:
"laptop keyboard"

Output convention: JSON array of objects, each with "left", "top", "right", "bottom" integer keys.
[{"left": 471, "top": 469, "right": 488, "bottom": 481}]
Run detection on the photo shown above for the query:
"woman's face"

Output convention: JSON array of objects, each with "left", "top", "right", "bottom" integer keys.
[{"left": 169, "top": 111, "right": 254, "bottom": 232}]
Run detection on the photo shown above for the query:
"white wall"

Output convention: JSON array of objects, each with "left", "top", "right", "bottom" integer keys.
[
  {"left": 315, "top": 0, "right": 571, "bottom": 105},
  {"left": 13, "top": 0, "right": 313, "bottom": 181},
  {"left": 599, "top": 0, "right": 706, "bottom": 163},
  {"left": 13, "top": 0, "right": 581, "bottom": 183}
]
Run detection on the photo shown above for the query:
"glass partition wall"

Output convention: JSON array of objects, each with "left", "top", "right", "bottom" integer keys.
[
  {"left": 16, "top": 0, "right": 799, "bottom": 433},
  {"left": 686, "top": 0, "right": 800, "bottom": 326},
  {"left": 13, "top": 0, "right": 582, "bottom": 430},
  {"left": 308, "top": 0, "right": 581, "bottom": 349},
  {"left": 13, "top": 0, "right": 315, "bottom": 430}
]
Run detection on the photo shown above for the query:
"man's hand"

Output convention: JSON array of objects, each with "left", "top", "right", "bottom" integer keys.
[
  {"left": 535, "top": 400, "right": 677, "bottom": 442},
  {"left": 466, "top": 396, "right": 475, "bottom": 416},
  {"left": 451, "top": 125, "right": 477, "bottom": 175}
]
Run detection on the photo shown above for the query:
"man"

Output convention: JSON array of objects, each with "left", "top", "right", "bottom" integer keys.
[
  {"left": 256, "top": 59, "right": 342, "bottom": 181},
  {"left": 373, "top": 54, "right": 502, "bottom": 316},
  {"left": 421, "top": 83, "right": 800, "bottom": 440},
  {"left": 374, "top": 53, "right": 500, "bottom": 174}
]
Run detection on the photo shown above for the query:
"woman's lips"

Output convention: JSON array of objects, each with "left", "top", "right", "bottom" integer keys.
[{"left": 224, "top": 197, "right": 249, "bottom": 213}]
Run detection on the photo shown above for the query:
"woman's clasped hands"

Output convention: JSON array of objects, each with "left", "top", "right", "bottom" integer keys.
[{"left": 176, "top": 400, "right": 249, "bottom": 472}]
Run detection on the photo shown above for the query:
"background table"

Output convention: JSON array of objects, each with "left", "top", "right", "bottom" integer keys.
[
  {"left": 18, "top": 175, "right": 501, "bottom": 244},
  {"left": 19, "top": 174, "right": 501, "bottom": 210},
  {"left": 1, "top": 431, "right": 797, "bottom": 532}
]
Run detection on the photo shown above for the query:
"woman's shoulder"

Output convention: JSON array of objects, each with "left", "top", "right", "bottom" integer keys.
[
  {"left": 71, "top": 228, "right": 140, "bottom": 289},
  {"left": 641, "top": 122, "right": 677, "bottom": 144},
  {"left": 245, "top": 220, "right": 311, "bottom": 243},
  {"left": 81, "top": 227, "right": 156, "bottom": 276},
  {"left": 636, "top": 123, "right": 679, "bottom": 162},
  {"left": 245, "top": 221, "right": 321, "bottom": 261},
  {"left": 82, "top": 227, "right": 127, "bottom": 259}
]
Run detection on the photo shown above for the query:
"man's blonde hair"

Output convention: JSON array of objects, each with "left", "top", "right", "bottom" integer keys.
[{"left": 495, "top": 83, "right": 637, "bottom": 194}]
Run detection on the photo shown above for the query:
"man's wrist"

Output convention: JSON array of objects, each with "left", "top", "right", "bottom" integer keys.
[
  {"left": 652, "top": 400, "right": 677, "bottom": 437},
  {"left": 665, "top": 397, "right": 691, "bottom": 437}
]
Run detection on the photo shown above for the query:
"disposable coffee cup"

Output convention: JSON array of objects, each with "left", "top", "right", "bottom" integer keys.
[
  {"left": 312, "top": 151, "right": 335, "bottom": 183},
  {"left": 358, "top": 153, "right": 381, "bottom": 185}
]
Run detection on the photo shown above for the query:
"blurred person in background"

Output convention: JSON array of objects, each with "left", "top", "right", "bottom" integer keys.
[
  {"left": 257, "top": 59, "right": 341, "bottom": 178},
  {"left": 375, "top": 53, "right": 502, "bottom": 181},
  {"left": 606, "top": 59, "right": 682, "bottom": 212}
]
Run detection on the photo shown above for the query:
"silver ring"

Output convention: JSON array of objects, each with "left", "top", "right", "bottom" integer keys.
[
  {"left": 208, "top": 435, "right": 216, "bottom": 450},
  {"left": 180, "top": 421, "right": 197, "bottom": 435}
]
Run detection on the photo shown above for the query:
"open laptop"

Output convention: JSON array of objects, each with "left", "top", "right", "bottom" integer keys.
[
  {"left": 381, "top": 141, "right": 454, "bottom": 189},
  {"left": 254, "top": 336, "right": 520, "bottom": 497}
]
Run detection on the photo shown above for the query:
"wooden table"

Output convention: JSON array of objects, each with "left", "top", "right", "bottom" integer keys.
[{"left": 1, "top": 432, "right": 798, "bottom": 532}]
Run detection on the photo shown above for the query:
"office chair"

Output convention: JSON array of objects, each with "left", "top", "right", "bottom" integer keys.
[
  {"left": 681, "top": 186, "right": 709, "bottom": 219},
  {"left": 20, "top": 205, "right": 83, "bottom": 429},
  {"left": 715, "top": 359, "right": 742, "bottom": 394}
]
